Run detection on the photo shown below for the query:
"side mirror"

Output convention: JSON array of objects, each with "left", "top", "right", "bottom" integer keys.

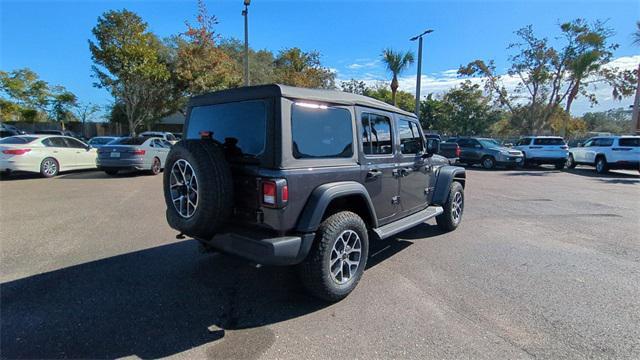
[{"left": 425, "top": 138, "right": 440, "bottom": 157}]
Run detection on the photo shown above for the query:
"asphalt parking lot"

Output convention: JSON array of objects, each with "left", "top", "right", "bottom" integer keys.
[{"left": 1, "top": 166, "right": 639, "bottom": 359}]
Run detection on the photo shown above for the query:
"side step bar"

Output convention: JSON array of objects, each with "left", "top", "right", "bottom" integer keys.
[{"left": 372, "top": 206, "right": 443, "bottom": 240}]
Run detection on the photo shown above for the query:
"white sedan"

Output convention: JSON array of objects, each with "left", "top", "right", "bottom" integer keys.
[{"left": 0, "top": 135, "right": 97, "bottom": 177}]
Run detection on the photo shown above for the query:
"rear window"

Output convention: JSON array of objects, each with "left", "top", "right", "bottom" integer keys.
[
  {"left": 187, "top": 100, "right": 266, "bottom": 157},
  {"left": 89, "top": 137, "right": 116, "bottom": 145},
  {"left": 619, "top": 138, "right": 640, "bottom": 147},
  {"left": 533, "top": 138, "right": 565, "bottom": 145},
  {"left": 0, "top": 136, "right": 37, "bottom": 144},
  {"left": 113, "top": 137, "right": 147, "bottom": 145},
  {"left": 291, "top": 104, "right": 353, "bottom": 159}
]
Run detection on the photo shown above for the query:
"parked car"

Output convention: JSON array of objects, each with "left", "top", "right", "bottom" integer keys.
[
  {"left": 97, "top": 136, "right": 171, "bottom": 176},
  {"left": 425, "top": 134, "right": 460, "bottom": 164},
  {"left": 455, "top": 137, "right": 524, "bottom": 169},
  {"left": 513, "top": 136, "right": 568, "bottom": 169},
  {"left": 0, "top": 123, "right": 26, "bottom": 135},
  {"left": 162, "top": 84, "right": 466, "bottom": 302},
  {"left": 567, "top": 136, "right": 640, "bottom": 174},
  {"left": 87, "top": 136, "right": 119, "bottom": 148},
  {"left": 0, "top": 135, "right": 97, "bottom": 177},
  {"left": 139, "top": 131, "right": 178, "bottom": 145},
  {"left": 34, "top": 129, "right": 79, "bottom": 137},
  {"left": 0, "top": 129, "right": 19, "bottom": 139}
]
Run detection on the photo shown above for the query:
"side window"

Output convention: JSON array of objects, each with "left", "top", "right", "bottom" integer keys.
[
  {"left": 43, "top": 137, "right": 68, "bottom": 147},
  {"left": 398, "top": 119, "right": 423, "bottom": 154},
  {"left": 517, "top": 138, "right": 530, "bottom": 146},
  {"left": 470, "top": 139, "right": 481, "bottom": 148},
  {"left": 291, "top": 105, "right": 353, "bottom": 159},
  {"left": 166, "top": 133, "right": 176, "bottom": 141},
  {"left": 597, "top": 138, "right": 613, "bottom": 147},
  {"left": 583, "top": 139, "right": 595, "bottom": 147},
  {"left": 361, "top": 113, "right": 393, "bottom": 155},
  {"left": 64, "top": 138, "right": 87, "bottom": 149},
  {"left": 457, "top": 139, "right": 469, "bottom": 148}
]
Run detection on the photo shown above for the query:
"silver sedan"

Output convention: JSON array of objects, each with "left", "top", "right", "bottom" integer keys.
[{"left": 96, "top": 137, "right": 171, "bottom": 176}]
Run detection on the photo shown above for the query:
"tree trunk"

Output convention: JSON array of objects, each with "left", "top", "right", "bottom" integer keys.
[
  {"left": 633, "top": 64, "right": 640, "bottom": 135},
  {"left": 391, "top": 75, "right": 399, "bottom": 106},
  {"left": 563, "top": 81, "right": 580, "bottom": 137}
]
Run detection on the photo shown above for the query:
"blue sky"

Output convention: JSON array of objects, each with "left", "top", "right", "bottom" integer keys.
[{"left": 1, "top": 0, "right": 639, "bottom": 116}]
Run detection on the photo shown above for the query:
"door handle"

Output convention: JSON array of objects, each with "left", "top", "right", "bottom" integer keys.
[
  {"left": 401, "top": 167, "right": 413, "bottom": 176},
  {"left": 366, "top": 169, "right": 382, "bottom": 180}
]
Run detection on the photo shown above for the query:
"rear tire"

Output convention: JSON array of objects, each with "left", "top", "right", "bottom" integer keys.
[
  {"left": 163, "top": 140, "right": 233, "bottom": 239},
  {"left": 104, "top": 169, "right": 119, "bottom": 176},
  {"left": 481, "top": 156, "right": 496, "bottom": 170},
  {"left": 40, "top": 157, "right": 59, "bottom": 178},
  {"left": 298, "top": 211, "right": 369, "bottom": 302},
  {"left": 595, "top": 156, "right": 608, "bottom": 174},
  {"left": 436, "top": 181, "right": 464, "bottom": 232},
  {"left": 566, "top": 154, "right": 576, "bottom": 169}
]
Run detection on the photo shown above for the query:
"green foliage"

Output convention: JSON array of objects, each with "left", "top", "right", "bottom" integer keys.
[
  {"left": 89, "top": 9, "right": 172, "bottom": 135},
  {"left": 380, "top": 48, "right": 414, "bottom": 106},
  {"left": 340, "top": 79, "right": 368, "bottom": 95},
  {"left": 273, "top": 48, "right": 335, "bottom": 89},
  {"left": 581, "top": 108, "right": 633, "bottom": 134},
  {"left": 219, "top": 38, "right": 275, "bottom": 86},
  {"left": 364, "top": 86, "right": 415, "bottom": 113}
]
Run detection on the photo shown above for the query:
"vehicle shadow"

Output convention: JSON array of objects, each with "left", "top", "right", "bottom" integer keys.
[
  {"left": 564, "top": 167, "right": 639, "bottom": 181},
  {"left": 1, "top": 234, "right": 415, "bottom": 359},
  {"left": 56, "top": 169, "right": 147, "bottom": 180},
  {"left": 0, "top": 169, "right": 106, "bottom": 181}
]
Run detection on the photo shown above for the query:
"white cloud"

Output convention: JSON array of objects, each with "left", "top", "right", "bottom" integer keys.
[
  {"left": 340, "top": 55, "right": 639, "bottom": 115},
  {"left": 346, "top": 59, "right": 380, "bottom": 70}
]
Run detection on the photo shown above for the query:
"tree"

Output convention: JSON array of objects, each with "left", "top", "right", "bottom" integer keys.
[
  {"left": 420, "top": 94, "right": 452, "bottom": 132},
  {"left": 0, "top": 68, "right": 51, "bottom": 122},
  {"left": 364, "top": 85, "right": 415, "bottom": 113},
  {"left": 75, "top": 102, "right": 102, "bottom": 137},
  {"left": 440, "top": 81, "right": 501, "bottom": 135},
  {"left": 380, "top": 48, "right": 414, "bottom": 106},
  {"left": 273, "top": 48, "right": 335, "bottom": 89},
  {"left": 49, "top": 86, "right": 78, "bottom": 130},
  {"left": 340, "top": 79, "right": 368, "bottom": 95},
  {"left": 219, "top": 38, "right": 275, "bottom": 85},
  {"left": 89, "top": 9, "right": 172, "bottom": 136}
]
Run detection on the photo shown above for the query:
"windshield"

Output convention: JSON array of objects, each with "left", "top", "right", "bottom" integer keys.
[
  {"left": 187, "top": 100, "right": 267, "bottom": 158},
  {"left": 112, "top": 137, "right": 147, "bottom": 145},
  {"left": 478, "top": 139, "right": 500, "bottom": 148},
  {"left": 0, "top": 136, "right": 37, "bottom": 144},
  {"left": 89, "top": 137, "right": 116, "bottom": 145}
]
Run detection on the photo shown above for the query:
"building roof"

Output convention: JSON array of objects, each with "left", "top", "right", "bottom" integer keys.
[{"left": 189, "top": 84, "right": 417, "bottom": 118}]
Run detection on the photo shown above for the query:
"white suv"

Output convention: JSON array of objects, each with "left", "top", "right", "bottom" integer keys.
[
  {"left": 567, "top": 136, "right": 640, "bottom": 174},
  {"left": 514, "top": 136, "right": 568, "bottom": 169},
  {"left": 139, "top": 131, "right": 178, "bottom": 145}
]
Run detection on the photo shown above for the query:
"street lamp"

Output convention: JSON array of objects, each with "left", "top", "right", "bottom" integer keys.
[
  {"left": 410, "top": 29, "right": 433, "bottom": 117},
  {"left": 242, "top": 0, "right": 251, "bottom": 86}
]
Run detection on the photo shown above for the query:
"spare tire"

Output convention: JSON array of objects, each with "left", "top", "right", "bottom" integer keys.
[{"left": 163, "top": 140, "right": 234, "bottom": 239}]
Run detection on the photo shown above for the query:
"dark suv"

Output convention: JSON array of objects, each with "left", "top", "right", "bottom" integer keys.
[{"left": 163, "top": 84, "right": 466, "bottom": 301}]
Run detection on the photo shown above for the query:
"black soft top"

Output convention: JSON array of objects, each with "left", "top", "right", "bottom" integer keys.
[{"left": 188, "top": 84, "right": 417, "bottom": 118}]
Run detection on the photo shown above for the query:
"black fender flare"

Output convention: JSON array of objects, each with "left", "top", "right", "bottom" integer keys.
[
  {"left": 431, "top": 165, "right": 466, "bottom": 206},
  {"left": 296, "top": 181, "right": 378, "bottom": 233}
]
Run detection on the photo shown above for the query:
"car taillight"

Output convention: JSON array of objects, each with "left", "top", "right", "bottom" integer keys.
[
  {"left": 2, "top": 149, "right": 31, "bottom": 155},
  {"left": 262, "top": 181, "right": 276, "bottom": 205},
  {"left": 455, "top": 146, "right": 461, "bottom": 157},
  {"left": 129, "top": 149, "right": 146, "bottom": 155},
  {"left": 261, "top": 179, "right": 288, "bottom": 208}
]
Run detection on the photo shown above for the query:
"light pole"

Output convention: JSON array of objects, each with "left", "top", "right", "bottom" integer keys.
[
  {"left": 242, "top": 0, "right": 251, "bottom": 86},
  {"left": 410, "top": 29, "right": 433, "bottom": 117}
]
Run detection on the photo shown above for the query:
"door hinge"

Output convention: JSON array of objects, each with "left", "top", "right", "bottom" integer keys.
[{"left": 391, "top": 196, "right": 400, "bottom": 205}]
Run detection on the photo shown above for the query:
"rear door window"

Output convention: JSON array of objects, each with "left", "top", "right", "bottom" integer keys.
[
  {"left": 64, "top": 138, "right": 87, "bottom": 148},
  {"left": 361, "top": 113, "right": 392, "bottom": 155},
  {"left": 594, "top": 138, "right": 614, "bottom": 147},
  {"left": 291, "top": 104, "right": 353, "bottom": 159},
  {"left": 516, "top": 138, "right": 531, "bottom": 146},
  {"left": 187, "top": 100, "right": 267, "bottom": 157},
  {"left": 618, "top": 138, "right": 640, "bottom": 147},
  {"left": 42, "top": 137, "right": 68, "bottom": 147}
]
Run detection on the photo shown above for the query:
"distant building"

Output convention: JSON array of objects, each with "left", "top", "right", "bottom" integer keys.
[{"left": 156, "top": 113, "right": 185, "bottom": 133}]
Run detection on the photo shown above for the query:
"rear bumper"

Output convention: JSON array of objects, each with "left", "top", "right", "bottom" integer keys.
[
  {"left": 496, "top": 156, "right": 523, "bottom": 166},
  {"left": 97, "top": 158, "right": 147, "bottom": 171},
  {"left": 203, "top": 230, "right": 316, "bottom": 266},
  {"left": 525, "top": 156, "right": 567, "bottom": 164},
  {"left": 0, "top": 159, "right": 38, "bottom": 173}
]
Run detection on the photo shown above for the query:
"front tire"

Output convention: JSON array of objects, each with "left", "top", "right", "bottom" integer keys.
[
  {"left": 595, "top": 156, "right": 608, "bottom": 174},
  {"left": 298, "top": 211, "right": 369, "bottom": 302},
  {"left": 436, "top": 181, "right": 464, "bottom": 232},
  {"left": 566, "top": 154, "right": 576, "bottom": 169},
  {"left": 40, "top": 157, "right": 59, "bottom": 178},
  {"left": 481, "top": 156, "right": 496, "bottom": 170}
]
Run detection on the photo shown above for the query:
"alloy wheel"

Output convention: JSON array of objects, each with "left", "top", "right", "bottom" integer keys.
[
  {"left": 169, "top": 159, "right": 199, "bottom": 218},
  {"left": 329, "top": 230, "right": 362, "bottom": 285},
  {"left": 451, "top": 191, "right": 463, "bottom": 223},
  {"left": 42, "top": 159, "right": 57, "bottom": 176}
]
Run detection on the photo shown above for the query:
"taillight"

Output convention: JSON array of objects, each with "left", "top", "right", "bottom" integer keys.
[
  {"left": 129, "top": 149, "right": 146, "bottom": 155},
  {"left": 455, "top": 146, "right": 461, "bottom": 157},
  {"left": 2, "top": 149, "right": 31, "bottom": 155},
  {"left": 261, "top": 179, "right": 288, "bottom": 208},
  {"left": 262, "top": 181, "right": 276, "bottom": 205}
]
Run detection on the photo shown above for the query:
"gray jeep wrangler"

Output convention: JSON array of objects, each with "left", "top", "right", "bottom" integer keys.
[{"left": 163, "top": 84, "right": 466, "bottom": 301}]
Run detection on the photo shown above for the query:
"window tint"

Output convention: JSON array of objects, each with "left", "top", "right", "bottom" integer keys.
[
  {"left": 42, "top": 137, "right": 68, "bottom": 147},
  {"left": 533, "top": 138, "right": 565, "bottom": 145},
  {"left": 64, "top": 138, "right": 87, "bottom": 148},
  {"left": 291, "top": 104, "right": 353, "bottom": 159},
  {"left": 456, "top": 139, "right": 470, "bottom": 147},
  {"left": 89, "top": 137, "right": 115, "bottom": 145},
  {"left": 187, "top": 100, "right": 266, "bottom": 157},
  {"left": 516, "top": 138, "right": 531, "bottom": 146},
  {"left": 398, "top": 119, "right": 423, "bottom": 154},
  {"left": 113, "top": 137, "right": 148, "bottom": 145},
  {"left": 0, "top": 136, "right": 37, "bottom": 144},
  {"left": 594, "top": 138, "right": 613, "bottom": 147},
  {"left": 361, "top": 113, "right": 392, "bottom": 155},
  {"left": 619, "top": 138, "right": 640, "bottom": 147},
  {"left": 583, "top": 139, "right": 595, "bottom": 147}
]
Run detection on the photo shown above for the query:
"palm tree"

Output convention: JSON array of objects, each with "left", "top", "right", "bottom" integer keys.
[{"left": 381, "top": 48, "right": 414, "bottom": 106}]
